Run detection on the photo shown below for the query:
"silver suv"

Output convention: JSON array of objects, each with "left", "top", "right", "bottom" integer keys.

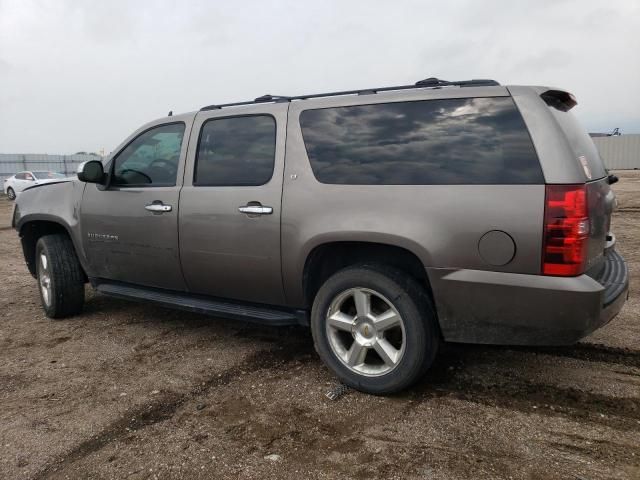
[{"left": 12, "top": 78, "right": 629, "bottom": 394}]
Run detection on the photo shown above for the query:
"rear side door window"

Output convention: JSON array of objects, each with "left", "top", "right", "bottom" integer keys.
[
  {"left": 194, "top": 115, "right": 276, "bottom": 186},
  {"left": 299, "top": 97, "right": 543, "bottom": 185},
  {"left": 112, "top": 123, "right": 186, "bottom": 187}
]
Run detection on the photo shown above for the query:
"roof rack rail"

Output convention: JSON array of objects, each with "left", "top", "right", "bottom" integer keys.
[{"left": 199, "top": 77, "right": 500, "bottom": 111}]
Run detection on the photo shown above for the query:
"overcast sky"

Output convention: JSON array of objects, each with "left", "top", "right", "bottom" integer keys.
[{"left": 0, "top": 0, "right": 639, "bottom": 154}]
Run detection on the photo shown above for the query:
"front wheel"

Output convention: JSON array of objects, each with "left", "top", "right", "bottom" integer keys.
[
  {"left": 6, "top": 187, "right": 16, "bottom": 200},
  {"left": 36, "top": 234, "right": 85, "bottom": 319},
  {"left": 311, "top": 264, "right": 440, "bottom": 394}
]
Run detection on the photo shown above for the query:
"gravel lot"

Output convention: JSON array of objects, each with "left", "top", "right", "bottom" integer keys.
[{"left": 1, "top": 172, "right": 639, "bottom": 480}]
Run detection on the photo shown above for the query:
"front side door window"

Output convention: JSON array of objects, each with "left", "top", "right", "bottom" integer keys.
[{"left": 112, "top": 123, "right": 185, "bottom": 187}]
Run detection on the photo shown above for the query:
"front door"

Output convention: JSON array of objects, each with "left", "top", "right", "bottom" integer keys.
[
  {"left": 80, "top": 117, "right": 194, "bottom": 290},
  {"left": 179, "top": 103, "right": 287, "bottom": 305}
]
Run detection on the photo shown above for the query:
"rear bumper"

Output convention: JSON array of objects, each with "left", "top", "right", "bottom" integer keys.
[
  {"left": 428, "top": 250, "right": 629, "bottom": 346},
  {"left": 595, "top": 249, "right": 629, "bottom": 333}
]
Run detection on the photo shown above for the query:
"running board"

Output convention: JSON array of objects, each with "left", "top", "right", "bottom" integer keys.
[{"left": 94, "top": 280, "right": 306, "bottom": 327}]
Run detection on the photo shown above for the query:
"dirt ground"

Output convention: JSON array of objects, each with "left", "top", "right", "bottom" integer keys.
[{"left": 0, "top": 173, "right": 639, "bottom": 480}]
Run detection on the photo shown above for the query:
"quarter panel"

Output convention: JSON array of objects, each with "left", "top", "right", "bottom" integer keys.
[
  {"left": 283, "top": 96, "right": 546, "bottom": 307},
  {"left": 508, "top": 85, "right": 586, "bottom": 183}
]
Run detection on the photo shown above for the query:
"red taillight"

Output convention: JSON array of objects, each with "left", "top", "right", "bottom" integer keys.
[{"left": 542, "top": 184, "right": 589, "bottom": 276}]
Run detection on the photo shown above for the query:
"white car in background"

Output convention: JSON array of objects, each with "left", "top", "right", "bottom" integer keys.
[{"left": 3, "top": 171, "right": 68, "bottom": 200}]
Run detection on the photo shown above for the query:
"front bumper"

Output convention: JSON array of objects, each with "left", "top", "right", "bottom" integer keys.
[{"left": 428, "top": 249, "right": 629, "bottom": 346}]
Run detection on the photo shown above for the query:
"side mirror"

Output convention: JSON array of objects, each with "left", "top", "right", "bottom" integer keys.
[{"left": 77, "top": 160, "right": 105, "bottom": 184}]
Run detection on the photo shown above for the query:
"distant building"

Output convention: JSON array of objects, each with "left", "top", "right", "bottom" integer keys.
[
  {"left": 0, "top": 153, "right": 104, "bottom": 183},
  {"left": 592, "top": 134, "right": 640, "bottom": 170}
]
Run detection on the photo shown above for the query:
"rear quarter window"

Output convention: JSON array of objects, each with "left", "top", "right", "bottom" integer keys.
[{"left": 299, "top": 97, "right": 543, "bottom": 185}]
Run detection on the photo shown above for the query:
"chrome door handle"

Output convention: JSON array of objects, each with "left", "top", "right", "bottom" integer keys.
[
  {"left": 238, "top": 205, "right": 273, "bottom": 215},
  {"left": 145, "top": 203, "right": 172, "bottom": 213}
]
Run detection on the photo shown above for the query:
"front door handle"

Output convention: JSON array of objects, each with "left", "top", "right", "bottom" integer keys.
[
  {"left": 238, "top": 204, "right": 273, "bottom": 215},
  {"left": 145, "top": 202, "right": 172, "bottom": 213}
]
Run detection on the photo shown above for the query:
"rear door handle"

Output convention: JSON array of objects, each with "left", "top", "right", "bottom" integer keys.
[
  {"left": 238, "top": 204, "right": 273, "bottom": 215},
  {"left": 145, "top": 202, "right": 172, "bottom": 213}
]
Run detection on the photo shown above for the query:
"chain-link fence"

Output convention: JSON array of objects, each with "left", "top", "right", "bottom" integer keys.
[{"left": 0, "top": 154, "right": 104, "bottom": 184}]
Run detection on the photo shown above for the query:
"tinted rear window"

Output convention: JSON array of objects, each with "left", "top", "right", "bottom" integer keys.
[
  {"left": 299, "top": 97, "right": 543, "bottom": 185},
  {"left": 546, "top": 107, "right": 607, "bottom": 180}
]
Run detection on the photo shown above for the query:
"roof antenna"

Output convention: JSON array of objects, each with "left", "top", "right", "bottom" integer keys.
[{"left": 168, "top": 110, "right": 173, "bottom": 117}]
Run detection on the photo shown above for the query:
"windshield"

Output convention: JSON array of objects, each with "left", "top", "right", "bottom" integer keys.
[{"left": 32, "top": 171, "right": 66, "bottom": 180}]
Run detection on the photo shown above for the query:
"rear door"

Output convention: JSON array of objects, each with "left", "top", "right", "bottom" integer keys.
[{"left": 179, "top": 103, "right": 287, "bottom": 305}]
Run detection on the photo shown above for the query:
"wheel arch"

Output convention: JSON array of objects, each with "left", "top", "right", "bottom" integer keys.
[
  {"left": 301, "top": 240, "right": 435, "bottom": 309},
  {"left": 18, "top": 216, "right": 87, "bottom": 281}
]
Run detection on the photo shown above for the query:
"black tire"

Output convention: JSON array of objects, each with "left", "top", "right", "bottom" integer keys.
[
  {"left": 311, "top": 264, "right": 440, "bottom": 394},
  {"left": 35, "top": 234, "right": 85, "bottom": 319},
  {"left": 6, "top": 187, "right": 15, "bottom": 200}
]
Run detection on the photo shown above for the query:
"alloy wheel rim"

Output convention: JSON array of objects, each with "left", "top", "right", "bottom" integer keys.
[
  {"left": 39, "top": 253, "right": 52, "bottom": 307},
  {"left": 325, "top": 287, "right": 405, "bottom": 376}
]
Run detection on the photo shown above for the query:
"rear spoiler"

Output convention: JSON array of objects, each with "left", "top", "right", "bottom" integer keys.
[{"left": 541, "top": 89, "right": 577, "bottom": 112}]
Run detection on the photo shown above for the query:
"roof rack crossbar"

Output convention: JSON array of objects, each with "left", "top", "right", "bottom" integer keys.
[
  {"left": 198, "top": 77, "right": 500, "bottom": 111},
  {"left": 254, "top": 94, "right": 292, "bottom": 103},
  {"left": 414, "top": 77, "right": 500, "bottom": 87}
]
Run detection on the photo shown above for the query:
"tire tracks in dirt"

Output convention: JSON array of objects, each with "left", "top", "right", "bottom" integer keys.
[
  {"left": 428, "top": 376, "right": 640, "bottom": 430},
  {"left": 517, "top": 342, "right": 640, "bottom": 369},
  {"left": 32, "top": 340, "right": 312, "bottom": 480},
  {"left": 26, "top": 331, "right": 640, "bottom": 477},
  {"left": 409, "top": 345, "right": 640, "bottom": 432}
]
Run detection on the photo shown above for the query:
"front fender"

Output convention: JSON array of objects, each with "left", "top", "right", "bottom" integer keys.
[{"left": 14, "top": 180, "right": 90, "bottom": 274}]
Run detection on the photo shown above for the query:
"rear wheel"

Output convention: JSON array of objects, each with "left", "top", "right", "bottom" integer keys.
[
  {"left": 6, "top": 187, "right": 15, "bottom": 200},
  {"left": 311, "top": 264, "right": 439, "bottom": 394},
  {"left": 36, "top": 234, "right": 85, "bottom": 319}
]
